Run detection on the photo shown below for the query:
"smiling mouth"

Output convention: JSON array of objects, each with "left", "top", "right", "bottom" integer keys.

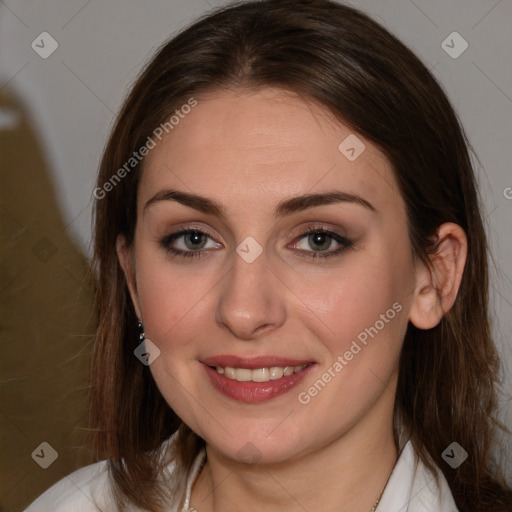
[
  {"left": 210, "top": 364, "right": 310, "bottom": 383},
  {"left": 202, "top": 358, "right": 316, "bottom": 402}
]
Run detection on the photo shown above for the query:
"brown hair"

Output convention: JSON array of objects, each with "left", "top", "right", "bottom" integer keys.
[{"left": 88, "top": 0, "right": 512, "bottom": 510}]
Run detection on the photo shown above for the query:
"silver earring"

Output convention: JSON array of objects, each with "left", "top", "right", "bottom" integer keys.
[{"left": 136, "top": 320, "right": 145, "bottom": 346}]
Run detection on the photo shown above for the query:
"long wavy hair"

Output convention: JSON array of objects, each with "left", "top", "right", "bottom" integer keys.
[{"left": 88, "top": 1, "right": 512, "bottom": 510}]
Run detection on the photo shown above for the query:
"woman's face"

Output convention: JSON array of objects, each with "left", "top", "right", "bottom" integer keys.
[{"left": 121, "top": 88, "right": 420, "bottom": 464}]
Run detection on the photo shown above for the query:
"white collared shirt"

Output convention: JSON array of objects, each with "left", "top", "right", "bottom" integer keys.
[{"left": 24, "top": 435, "right": 459, "bottom": 512}]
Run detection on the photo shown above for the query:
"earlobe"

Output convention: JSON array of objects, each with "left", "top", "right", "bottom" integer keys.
[
  {"left": 116, "top": 235, "right": 142, "bottom": 319},
  {"left": 409, "top": 223, "right": 467, "bottom": 330}
]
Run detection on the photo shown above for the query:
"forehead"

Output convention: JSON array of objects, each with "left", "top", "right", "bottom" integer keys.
[{"left": 140, "top": 88, "right": 403, "bottom": 217}]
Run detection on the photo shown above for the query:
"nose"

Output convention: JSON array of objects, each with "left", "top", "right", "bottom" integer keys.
[{"left": 215, "top": 246, "right": 286, "bottom": 341}]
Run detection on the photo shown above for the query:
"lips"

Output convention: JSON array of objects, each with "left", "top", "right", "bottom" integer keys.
[{"left": 201, "top": 355, "right": 316, "bottom": 403}]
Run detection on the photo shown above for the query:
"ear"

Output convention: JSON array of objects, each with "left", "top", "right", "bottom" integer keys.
[
  {"left": 116, "top": 234, "right": 142, "bottom": 319},
  {"left": 409, "top": 222, "right": 467, "bottom": 330}
]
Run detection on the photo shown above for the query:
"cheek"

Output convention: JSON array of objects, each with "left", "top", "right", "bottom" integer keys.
[
  {"left": 133, "top": 247, "right": 210, "bottom": 352},
  {"left": 313, "top": 265, "right": 394, "bottom": 339},
  {"left": 133, "top": 251, "right": 209, "bottom": 415},
  {"left": 305, "top": 241, "right": 412, "bottom": 363}
]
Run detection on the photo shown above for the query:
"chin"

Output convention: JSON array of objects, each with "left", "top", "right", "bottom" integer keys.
[{"left": 202, "top": 421, "right": 310, "bottom": 466}]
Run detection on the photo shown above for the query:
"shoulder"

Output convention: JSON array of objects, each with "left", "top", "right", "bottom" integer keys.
[
  {"left": 23, "top": 432, "right": 196, "bottom": 512},
  {"left": 377, "top": 440, "right": 459, "bottom": 512},
  {"left": 23, "top": 459, "right": 117, "bottom": 512},
  {"left": 409, "top": 450, "right": 460, "bottom": 512}
]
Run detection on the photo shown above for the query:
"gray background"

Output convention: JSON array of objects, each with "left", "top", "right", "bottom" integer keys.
[{"left": 1, "top": 0, "right": 511, "bottom": 509}]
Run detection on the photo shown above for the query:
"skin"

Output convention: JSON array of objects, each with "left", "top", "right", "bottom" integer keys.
[{"left": 117, "top": 87, "right": 467, "bottom": 512}]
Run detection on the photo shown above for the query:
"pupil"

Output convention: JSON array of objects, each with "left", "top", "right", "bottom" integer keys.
[
  {"left": 186, "top": 232, "right": 205, "bottom": 249},
  {"left": 310, "top": 233, "right": 330, "bottom": 251}
]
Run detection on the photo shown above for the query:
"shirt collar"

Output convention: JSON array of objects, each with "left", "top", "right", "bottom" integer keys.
[
  {"left": 376, "top": 439, "right": 459, "bottom": 511},
  {"left": 176, "top": 436, "right": 458, "bottom": 512}
]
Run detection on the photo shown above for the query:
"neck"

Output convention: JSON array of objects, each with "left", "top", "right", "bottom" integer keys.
[{"left": 190, "top": 384, "right": 399, "bottom": 512}]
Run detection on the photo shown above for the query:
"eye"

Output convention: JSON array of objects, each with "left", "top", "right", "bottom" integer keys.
[
  {"left": 159, "top": 225, "right": 353, "bottom": 261},
  {"left": 159, "top": 228, "right": 221, "bottom": 260},
  {"left": 291, "top": 227, "right": 353, "bottom": 259}
]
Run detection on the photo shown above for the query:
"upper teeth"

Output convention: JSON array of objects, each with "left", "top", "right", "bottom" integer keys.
[{"left": 215, "top": 365, "right": 307, "bottom": 382}]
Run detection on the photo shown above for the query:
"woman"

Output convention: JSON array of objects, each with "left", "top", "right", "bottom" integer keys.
[{"left": 25, "top": 0, "right": 512, "bottom": 511}]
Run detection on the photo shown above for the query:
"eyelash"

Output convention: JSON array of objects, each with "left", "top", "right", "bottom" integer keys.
[{"left": 158, "top": 225, "right": 354, "bottom": 261}]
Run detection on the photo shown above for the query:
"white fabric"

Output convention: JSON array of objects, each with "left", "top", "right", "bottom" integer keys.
[
  {"left": 375, "top": 440, "right": 459, "bottom": 511},
  {"left": 24, "top": 435, "right": 458, "bottom": 512}
]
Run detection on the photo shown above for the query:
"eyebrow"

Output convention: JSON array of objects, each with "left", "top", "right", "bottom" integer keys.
[{"left": 143, "top": 188, "right": 376, "bottom": 219}]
